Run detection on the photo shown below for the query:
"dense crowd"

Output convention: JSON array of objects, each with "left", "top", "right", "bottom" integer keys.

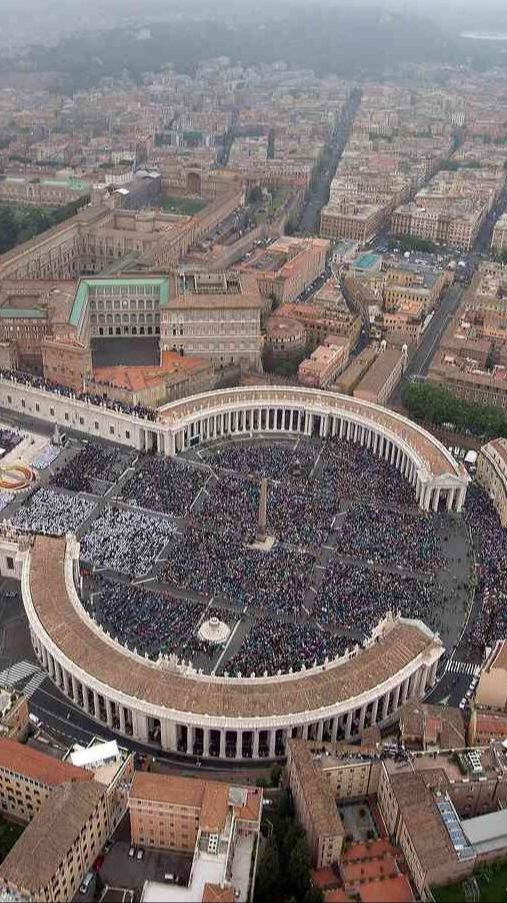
[
  {"left": 204, "top": 440, "right": 317, "bottom": 482},
  {"left": 0, "top": 428, "right": 22, "bottom": 456},
  {"left": 80, "top": 506, "right": 175, "bottom": 577},
  {"left": 465, "top": 486, "right": 507, "bottom": 650},
  {"left": 318, "top": 440, "right": 416, "bottom": 507},
  {"left": 163, "top": 526, "right": 314, "bottom": 614},
  {"left": 0, "top": 369, "right": 157, "bottom": 421},
  {"left": 85, "top": 581, "right": 204, "bottom": 660},
  {"left": 10, "top": 488, "right": 95, "bottom": 535},
  {"left": 121, "top": 456, "right": 206, "bottom": 515},
  {"left": 313, "top": 559, "right": 443, "bottom": 637},
  {"left": 198, "top": 473, "right": 336, "bottom": 547},
  {"left": 52, "top": 443, "right": 133, "bottom": 494},
  {"left": 336, "top": 504, "right": 442, "bottom": 571},
  {"left": 221, "top": 618, "right": 349, "bottom": 676},
  {"left": 0, "top": 492, "right": 14, "bottom": 513}
]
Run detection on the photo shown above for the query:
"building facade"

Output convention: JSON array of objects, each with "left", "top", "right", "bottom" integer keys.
[{"left": 476, "top": 438, "right": 507, "bottom": 527}]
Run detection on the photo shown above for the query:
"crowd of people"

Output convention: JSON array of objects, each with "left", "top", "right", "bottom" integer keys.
[
  {"left": 0, "top": 428, "right": 22, "bottom": 456},
  {"left": 313, "top": 559, "right": 444, "bottom": 637},
  {"left": 317, "top": 439, "right": 416, "bottom": 507},
  {"left": 465, "top": 485, "right": 507, "bottom": 650},
  {"left": 80, "top": 506, "right": 175, "bottom": 577},
  {"left": 0, "top": 369, "right": 157, "bottom": 421},
  {"left": 121, "top": 456, "right": 206, "bottom": 516},
  {"left": 51, "top": 443, "right": 133, "bottom": 494},
  {"left": 84, "top": 581, "right": 204, "bottom": 660},
  {"left": 163, "top": 525, "right": 314, "bottom": 614},
  {"left": 10, "top": 488, "right": 96, "bottom": 535},
  {"left": 0, "top": 492, "right": 14, "bottom": 513},
  {"left": 221, "top": 618, "right": 349, "bottom": 676},
  {"left": 336, "top": 504, "right": 442, "bottom": 571},
  {"left": 204, "top": 440, "right": 317, "bottom": 483}
]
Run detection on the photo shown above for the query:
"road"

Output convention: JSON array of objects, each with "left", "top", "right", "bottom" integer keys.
[
  {"left": 390, "top": 282, "right": 464, "bottom": 406},
  {"left": 297, "top": 90, "right": 361, "bottom": 235}
]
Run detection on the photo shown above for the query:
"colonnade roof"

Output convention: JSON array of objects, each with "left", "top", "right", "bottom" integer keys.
[
  {"left": 158, "top": 387, "right": 462, "bottom": 480},
  {"left": 29, "top": 536, "right": 440, "bottom": 721}
]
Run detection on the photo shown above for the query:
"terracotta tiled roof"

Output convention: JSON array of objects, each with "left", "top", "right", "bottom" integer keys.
[
  {"left": 28, "top": 537, "right": 440, "bottom": 720},
  {"left": 0, "top": 781, "right": 105, "bottom": 892},
  {"left": 0, "top": 736, "right": 92, "bottom": 786}
]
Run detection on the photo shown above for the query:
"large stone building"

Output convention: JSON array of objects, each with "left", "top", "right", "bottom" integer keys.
[
  {"left": 159, "top": 271, "right": 263, "bottom": 373},
  {"left": 0, "top": 780, "right": 109, "bottom": 903},
  {"left": 298, "top": 336, "right": 350, "bottom": 389},
  {"left": 320, "top": 199, "right": 387, "bottom": 244},
  {"left": 476, "top": 438, "right": 507, "bottom": 527},
  {"left": 286, "top": 739, "right": 344, "bottom": 869},
  {"left": 240, "top": 236, "right": 329, "bottom": 305}
]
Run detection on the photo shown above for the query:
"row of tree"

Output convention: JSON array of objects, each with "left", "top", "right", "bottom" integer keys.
[
  {"left": 402, "top": 381, "right": 507, "bottom": 440},
  {"left": 254, "top": 790, "right": 323, "bottom": 903},
  {"left": 0, "top": 197, "right": 89, "bottom": 255}
]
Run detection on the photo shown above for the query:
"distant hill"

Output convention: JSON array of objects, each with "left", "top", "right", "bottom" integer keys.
[{"left": 20, "top": 7, "right": 469, "bottom": 92}]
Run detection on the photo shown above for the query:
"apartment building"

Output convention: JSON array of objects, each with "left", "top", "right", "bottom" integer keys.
[
  {"left": 0, "top": 689, "right": 30, "bottom": 742},
  {"left": 0, "top": 736, "right": 92, "bottom": 823},
  {"left": 298, "top": 336, "right": 350, "bottom": 389},
  {"left": 286, "top": 739, "right": 344, "bottom": 869},
  {"left": 240, "top": 236, "right": 329, "bottom": 305},
  {"left": 320, "top": 199, "right": 387, "bottom": 244},
  {"left": 353, "top": 346, "right": 407, "bottom": 405},
  {"left": 492, "top": 213, "right": 507, "bottom": 253},
  {"left": 0, "top": 780, "right": 109, "bottom": 903}
]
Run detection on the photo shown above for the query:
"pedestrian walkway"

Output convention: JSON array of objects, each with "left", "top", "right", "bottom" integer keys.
[
  {"left": 0, "top": 659, "right": 47, "bottom": 697},
  {"left": 445, "top": 659, "right": 481, "bottom": 677}
]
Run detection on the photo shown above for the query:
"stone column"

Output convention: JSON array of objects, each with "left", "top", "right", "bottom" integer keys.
[
  {"left": 316, "top": 722, "right": 324, "bottom": 742},
  {"left": 62, "top": 669, "right": 71, "bottom": 697},
  {"left": 401, "top": 677, "right": 410, "bottom": 704},
  {"left": 256, "top": 478, "right": 268, "bottom": 543},
  {"left": 302, "top": 723, "right": 309, "bottom": 740},
  {"left": 446, "top": 488, "right": 455, "bottom": 511},
  {"left": 105, "top": 698, "right": 113, "bottom": 728},
  {"left": 253, "top": 731, "right": 260, "bottom": 759},
  {"left": 119, "top": 705, "right": 126, "bottom": 733},
  {"left": 82, "top": 685, "right": 90, "bottom": 714},
  {"left": 429, "top": 660, "right": 439, "bottom": 685},
  {"left": 236, "top": 731, "right": 243, "bottom": 759},
  {"left": 203, "top": 728, "right": 210, "bottom": 758},
  {"left": 340, "top": 419, "right": 346, "bottom": 439},
  {"left": 219, "top": 730, "right": 226, "bottom": 759},
  {"left": 456, "top": 486, "right": 467, "bottom": 512},
  {"left": 344, "top": 711, "right": 353, "bottom": 740},
  {"left": 371, "top": 697, "right": 380, "bottom": 725},
  {"left": 331, "top": 717, "right": 340, "bottom": 742},
  {"left": 93, "top": 690, "right": 100, "bottom": 720},
  {"left": 71, "top": 675, "right": 79, "bottom": 704},
  {"left": 269, "top": 731, "right": 276, "bottom": 758},
  {"left": 358, "top": 705, "right": 367, "bottom": 734},
  {"left": 433, "top": 488, "right": 440, "bottom": 512},
  {"left": 381, "top": 691, "right": 390, "bottom": 720},
  {"left": 392, "top": 683, "right": 402, "bottom": 713}
]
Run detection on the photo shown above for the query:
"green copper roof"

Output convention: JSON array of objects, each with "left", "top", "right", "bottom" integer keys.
[
  {"left": 0, "top": 307, "right": 46, "bottom": 319},
  {"left": 69, "top": 277, "right": 169, "bottom": 327}
]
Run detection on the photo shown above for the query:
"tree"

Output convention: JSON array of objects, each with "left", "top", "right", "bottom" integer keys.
[
  {"left": 303, "top": 887, "right": 325, "bottom": 903},
  {"left": 254, "top": 840, "right": 282, "bottom": 903},
  {"left": 270, "top": 763, "right": 282, "bottom": 787},
  {"left": 0, "top": 205, "right": 19, "bottom": 253},
  {"left": 288, "top": 836, "right": 312, "bottom": 901}
]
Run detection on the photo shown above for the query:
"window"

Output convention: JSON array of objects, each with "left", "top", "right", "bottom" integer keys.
[
  {"left": 64, "top": 413, "right": 69, "bottom": 421},
  {"left": 6, "top": 558, "right": 14, "bottom": 571},
  {"left": 125, "top": 431, "right": 130, "bottom": 439},
  {"left": 79, "top": 417, "right": 84, "bottom": 425},
  {"left": 95, "top": 422, "right": 99, "bottom": 430},
  {"left": 21, "top": 400, "right": 25, "bottom": 409},
  {"left": 109, "top": 426, "right": 114, "bottom": 435},
  {"left": 50, "top": 408, "right": 54, "bottom": 416},
  {"left": 35, "top": 403, "right": 40, "bottom": 412}
]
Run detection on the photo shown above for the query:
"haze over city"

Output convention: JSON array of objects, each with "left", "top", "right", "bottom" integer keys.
[{"left": 0, "top": 4, "right": 507, "bottom": 903}]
